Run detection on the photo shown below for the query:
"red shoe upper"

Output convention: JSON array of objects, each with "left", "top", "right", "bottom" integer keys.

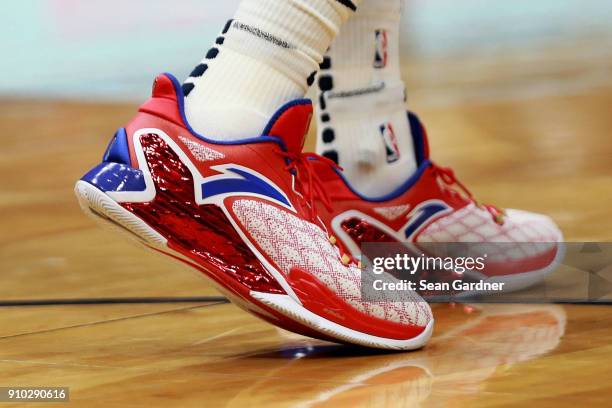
[
  {"left": 311, "top": 113, "right": 563, "bottom": 277},
  {"left": 106, "top": 73, "right": 432, "bottom": 338}
]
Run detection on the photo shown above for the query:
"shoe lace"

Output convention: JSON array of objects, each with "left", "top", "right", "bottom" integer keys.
[
  {"left": 276, "top": 150, "right": 357, "bottom": 266},
  {"left": 276, "top": 151, "right": 339, "bottom": 219},
  {"left": 431, "top": 163, "right": 506, "bottom": 225}
]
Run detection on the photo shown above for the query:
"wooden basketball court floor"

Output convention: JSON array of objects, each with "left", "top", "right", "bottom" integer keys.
[{"left": 2, "top": 39, "right": 612, "bottom": 407}]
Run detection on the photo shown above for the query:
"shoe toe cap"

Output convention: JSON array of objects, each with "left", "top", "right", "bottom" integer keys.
[{"left": 504, "top": 209, "right": 563, "bottom": 243}]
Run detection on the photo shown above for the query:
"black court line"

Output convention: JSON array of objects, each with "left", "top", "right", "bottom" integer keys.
[
  {"left": 2, "top": 298, "right": 610, "bottom": 308},
  {"left": 0, "top": 302, "right": 227, "bottom": 341},
  {"left": 431, "top": 299, "right": 612, "bottom": 305},
  {"left": 554, "top": 300, "right": 612, "bottom": 305},
  {"left": 0, "top": 296, "right": 228, "bottom": 307}
]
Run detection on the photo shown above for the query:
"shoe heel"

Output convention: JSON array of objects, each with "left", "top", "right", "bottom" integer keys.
[{"left": 74, "top": 180, "right": 166, "bottom": 249}]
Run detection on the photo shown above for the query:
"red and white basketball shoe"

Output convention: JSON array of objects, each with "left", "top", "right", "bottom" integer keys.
[
  {"left": 312, "top": 112, "right": 564, "bottom": 293},
  {"left": 74, "top": 73, "right": 433, "bottom": 350}
]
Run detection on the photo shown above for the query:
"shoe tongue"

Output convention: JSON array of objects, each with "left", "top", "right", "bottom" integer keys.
[
  {"left": 262, "top": 100, "right": 313, "bottom": 154},
  {"left": 408, "top": 111, "right": 431, "bottom": 164}
]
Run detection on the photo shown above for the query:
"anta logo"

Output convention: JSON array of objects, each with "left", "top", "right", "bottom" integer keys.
[
  {"left": 333, "top": 200, "right": 451, "bottom": 257},
  {"left": 114, "top": 129, "right": 294, "bottom": 210},
  {"left": 200, "top": 164, "right": 293, "bottom": 210},
  {"left": 380, "top": 122, "right": 400, "bottom": 163},
  {"left": 402, "top": 201, "right": 450, "bottom": 239},
  {"left": 374, "top": 29, "right": 388, "bottom": 68}
]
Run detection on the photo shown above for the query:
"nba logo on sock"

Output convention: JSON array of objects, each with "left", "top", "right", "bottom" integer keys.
[
  {"left": 374, "top": 29, "right": 388, "bottom": 68},
  {"left": 380, "top": 123, "right": 400, "bottom": 163}
]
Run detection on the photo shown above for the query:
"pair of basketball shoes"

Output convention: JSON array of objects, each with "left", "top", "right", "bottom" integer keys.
[{"left": 75, "top": 73, "right": 563, "bottom": 350}]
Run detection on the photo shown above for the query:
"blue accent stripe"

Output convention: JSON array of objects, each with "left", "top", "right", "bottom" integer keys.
[
  {"left": 201, "top": 167, "right": 290, "bottom": 207},
  {"left": 261, "top": 98, "right": 313, "bottom": 137},
  {"left": 334, "top": 160, "right": 432, "bottom": 203},
  {"left": 102, "top": 128, "right": 131, "bottom": 165},
  {"left": 163, "top": 72, "right": 309, "bottom": 153},
  {"left": 408, "top": 111, "right": 427, "bottom": 165}
]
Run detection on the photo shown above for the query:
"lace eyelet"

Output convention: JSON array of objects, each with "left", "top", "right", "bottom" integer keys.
[{"left": 341, "top": 254, "right": 351, "bottom": 265}]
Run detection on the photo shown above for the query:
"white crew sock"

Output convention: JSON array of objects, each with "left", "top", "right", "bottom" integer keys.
[
  {"left": 183, "top": 0, "right": 361, "bottom": 141},
  {"left": 316, "top": 0, "right": 418, "bottom": 197}
]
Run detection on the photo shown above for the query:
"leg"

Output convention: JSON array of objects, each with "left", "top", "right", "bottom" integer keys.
[
  {"left": 184, "top": 0, "right": 361, "bottom": 140},
  {"left": 316, "top": 0, "right": 418, "bottom": 197},
  {"left": 75, "top": 0, "right": 434, "bottom": 350},
  {"left": 309, "top": 0, "right": 564, "bottom": 294}
]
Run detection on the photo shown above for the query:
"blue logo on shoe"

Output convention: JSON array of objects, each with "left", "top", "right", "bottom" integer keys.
[
  {"left": 201, "top": 165, "right": 291, "bottom": 208},
  {"left": 403, "top": 201, "right": 450, "bottom": 239}
]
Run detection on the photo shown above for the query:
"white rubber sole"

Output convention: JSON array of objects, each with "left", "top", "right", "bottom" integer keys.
[
  {"left": 75, "top": 180, "right": 167, "bottom": 249},
  {"left": 75, "top": 180, "right": 433, "bottom": 350},
  {"left": 252, "top": 292, "right": 434, "bottom": 350}
]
